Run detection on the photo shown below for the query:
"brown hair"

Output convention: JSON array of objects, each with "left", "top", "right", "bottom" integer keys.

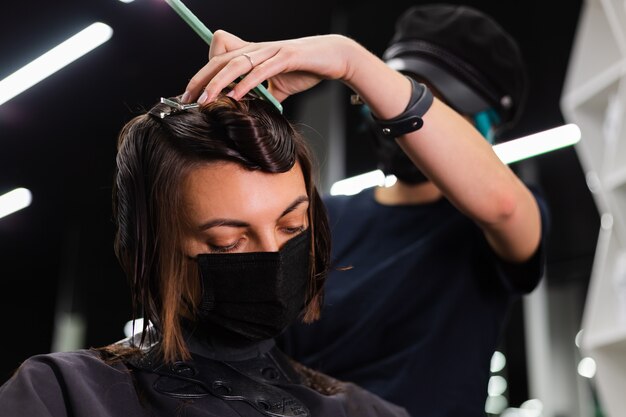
[{"left": 112, "top": 94, "right": 330, "bottom": 363}]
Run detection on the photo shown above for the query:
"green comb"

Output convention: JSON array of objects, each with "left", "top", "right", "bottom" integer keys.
[{"left": 163, "top": 0, "right": 283, "bottom": 113}]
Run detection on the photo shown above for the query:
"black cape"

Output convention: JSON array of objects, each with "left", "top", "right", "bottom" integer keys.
[{"left": 0, "top": 342, "right": 410, "bottom": 417}]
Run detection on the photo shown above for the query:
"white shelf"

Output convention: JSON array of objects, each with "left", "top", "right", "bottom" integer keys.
[
  {"left": 601, "top": 0, "right": 626, "bottom": 54},
  {"left": 561, "top": 61, "right": 625, "bottom": 110},
  {"left": 562, "top": 0, "right": 624, "bottom": 96},
  {"left": 561, "top": 0, "right": 626, "bottom": 415},
  {"left": 604, "top": 163, "right": 626, "bottom": 190},
  {"left": 585, "top": 327, "right": 626, "bottom": 350}
]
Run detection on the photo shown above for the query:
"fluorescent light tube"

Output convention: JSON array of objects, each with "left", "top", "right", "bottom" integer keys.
[
  {"left": 330, "top": 124, "right": 581, "bottom": 196},
  {"left": 0, "top": 22, "right": 113, "bottom": 106},
  {"left": 330, "top": 170, "right": 387, "bottom": 196},
  {"left": 0, "top": 188, "right": 32, "bottom": 219},
  {"left": 493, "top": 123, "right": 581, "bottom": 164}
]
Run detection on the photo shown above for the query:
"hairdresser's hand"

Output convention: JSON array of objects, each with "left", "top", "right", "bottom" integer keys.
[{"left": 183, "top": 30, "right": 357, "bottom": 104}]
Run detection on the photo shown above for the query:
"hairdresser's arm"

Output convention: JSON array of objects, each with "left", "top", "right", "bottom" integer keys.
[{"left": 184, "top": 33, "right": 541, "bottom": 263}]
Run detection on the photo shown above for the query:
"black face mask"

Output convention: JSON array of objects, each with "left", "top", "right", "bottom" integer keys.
[
  {"left": 371, "top": 130, "right": 430, "bottom": 184},
  {"left": 361, "top": 108, "right": 429, "bottom": 185},
  {"left": 196, "top": 230, "right": 310, "bottom": 341}
]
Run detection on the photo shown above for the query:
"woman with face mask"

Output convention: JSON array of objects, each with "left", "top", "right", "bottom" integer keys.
[
  {"left": 0, "top": 91, "right": 409, "bottom": 416},
  {"left": 0, "top": 28, "right": 541, "bottom": 417}
]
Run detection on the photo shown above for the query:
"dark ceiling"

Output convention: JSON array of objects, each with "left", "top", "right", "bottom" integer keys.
[{"left": 0, "top": 0, "right": 593, "bottom": 393}]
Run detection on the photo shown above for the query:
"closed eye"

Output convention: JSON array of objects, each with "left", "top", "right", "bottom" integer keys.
[
  {"left": 208, "top": 239, "right": 243, "bottom": 254},
  {"left": 282, "top": 226, "right": 306, "bottom": 235}
]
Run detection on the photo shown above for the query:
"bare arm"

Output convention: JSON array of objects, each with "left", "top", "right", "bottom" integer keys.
[{"left": 183, "top": 33, "right": 542, "bottom": 263}]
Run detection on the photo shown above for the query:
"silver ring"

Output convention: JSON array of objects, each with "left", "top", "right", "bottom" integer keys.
[{"left": 241, "top": 53, "right": 254, "bottom": 69}]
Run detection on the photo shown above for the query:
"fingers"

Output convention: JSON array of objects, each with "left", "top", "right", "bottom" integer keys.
[
  {"left": 183, "top": 30, "right": 249, "bottom": 103},
  {"left": 208, "top": 30, "right": 247, "bottom": 60},
  {"left": 225, "top": 50, "right": 286, "bottom": 101},
  {"left": 200, "top": 54, "right": 260, "bottom": 102},
  {"left": 183, "top": 62, "right": 213, "bottom": 103},
  {"left": 185, "top": 43, "right": 284, "bottom": 105},
  {"left": 182, "top": 35, "right": 330, "bottom": 105}
]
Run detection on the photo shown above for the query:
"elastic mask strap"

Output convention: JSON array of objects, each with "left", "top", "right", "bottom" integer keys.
[{"left": 473, "top": 108, "right": 500, "bottom": 144}]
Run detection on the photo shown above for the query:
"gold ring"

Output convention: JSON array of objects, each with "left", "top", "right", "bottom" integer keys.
[{"left": 241, "top": 53, "right": 254, "bottom": 69}]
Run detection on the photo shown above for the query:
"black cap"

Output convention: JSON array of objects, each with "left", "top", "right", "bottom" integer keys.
[{"left": 383, "top": 4, "right": 528, "bottom": 131}]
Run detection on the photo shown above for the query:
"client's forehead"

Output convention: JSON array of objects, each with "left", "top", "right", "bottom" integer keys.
[{"left": 182, "top": 161, "right": 307, "bottom": 226}]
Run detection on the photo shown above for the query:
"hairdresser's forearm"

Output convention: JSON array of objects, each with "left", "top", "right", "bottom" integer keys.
[{"left": 339, "top": 37, "right": 541, "bottom": 262}]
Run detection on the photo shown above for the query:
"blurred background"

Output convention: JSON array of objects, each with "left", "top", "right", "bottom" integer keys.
[{"left": 1, "top": 0, "right": 623, "bottom": 416}]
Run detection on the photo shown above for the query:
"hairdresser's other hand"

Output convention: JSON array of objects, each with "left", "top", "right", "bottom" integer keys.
[{"left": 183, "top": 30, "right": 357, "bottom": 104}]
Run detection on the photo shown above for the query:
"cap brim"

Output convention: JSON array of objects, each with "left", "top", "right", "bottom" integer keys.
[{"left": 386, "top": 57, "right": 491, "bottom": 115}]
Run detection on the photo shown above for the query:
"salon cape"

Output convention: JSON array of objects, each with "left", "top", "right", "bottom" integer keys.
[{"left": 0, "top": 339, "right": 410, "bottom": 417}]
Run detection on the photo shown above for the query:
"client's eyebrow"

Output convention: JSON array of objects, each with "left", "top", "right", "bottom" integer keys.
[
  {"left": 197, "top": 195, "right": 309, "bottom": 231},
  {"left": 278, "top": 195, "right": 309, "bottom": 219},
  {"left": 198, "top": 218, "right": 249, "bottom": 231}
]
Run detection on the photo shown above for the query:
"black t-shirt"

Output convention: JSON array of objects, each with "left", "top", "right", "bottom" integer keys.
[{"left": 278, "top": 187, "right": 549, "bottom": 417}]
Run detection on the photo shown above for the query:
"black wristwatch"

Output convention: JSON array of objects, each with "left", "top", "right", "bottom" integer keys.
[{"left": 371, "top": 76, "right": 434, "bottom": 138}]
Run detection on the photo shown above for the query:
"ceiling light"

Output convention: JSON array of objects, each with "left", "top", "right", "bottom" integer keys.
[
  {"left": 124, "top": 318, "right": 145, "bottom": 338},
  {"left": 575, "top": 329, "right": 583, "bottom": 348},
  {"left": 485, "top": 395, "right": 508, "bottom": 415},
  {"left": 0, "top": 22, "right": 113, "bottom": 106},
  {"left": 577, "top": 357, "right": 597, "bottom": 378},
  {"left": 490, "top": 351, "right": 506, "bottom": 373},
  {"left": 0, "top": 188, "right": 32, "bottom": 220},
  {"left": 488, "top": 375, "right": 508, "bottom": 397}
]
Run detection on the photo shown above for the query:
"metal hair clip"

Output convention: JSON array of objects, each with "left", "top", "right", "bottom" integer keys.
[{"left": 155, "top": 97, "right": 200, "bottom": 119}]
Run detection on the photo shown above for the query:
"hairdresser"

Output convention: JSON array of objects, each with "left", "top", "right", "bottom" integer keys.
[{"left": 276, "top": 5, "right": 550, "bottom": 417}]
